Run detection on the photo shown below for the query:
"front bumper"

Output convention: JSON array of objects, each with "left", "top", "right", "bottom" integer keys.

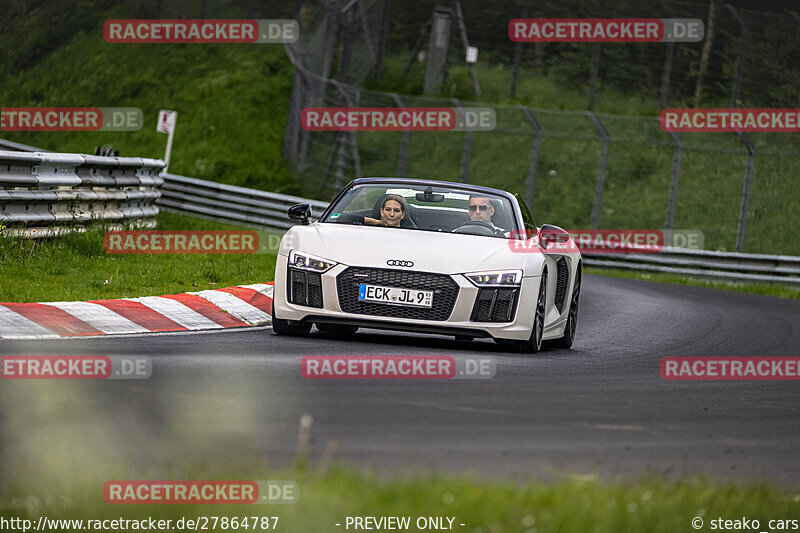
[{"left": 273, "top": 254, "right": 546, "bottom": 341}]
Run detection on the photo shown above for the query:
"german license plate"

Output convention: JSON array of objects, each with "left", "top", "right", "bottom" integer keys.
[{"left": 358, "top": 284, "right": 433, "bottom": 308}]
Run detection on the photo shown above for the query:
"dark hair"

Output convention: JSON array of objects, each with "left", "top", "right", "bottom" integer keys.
[{"left": 381, "top": 194, "right": 408, "bottom": 215}]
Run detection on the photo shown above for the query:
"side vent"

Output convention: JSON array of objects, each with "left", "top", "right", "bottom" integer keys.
[{"left": 554, "top": 257, "right": 570, "bottom": 313}]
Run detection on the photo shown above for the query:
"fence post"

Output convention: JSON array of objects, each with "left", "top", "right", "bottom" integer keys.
[
  {"left": 298, "top": 71, "right": 313, "bottom": 172},
  {"left": 735, "top": 132, "right": 755, "bottom": 253},
  {"left": 392, "top": 93, "right": 410, "bottom": 177},
  {"left": 372, "top": 0, "right": 391, "bottom": 83},
  {"left": 333, "top": 81, "right": 362, "bottom": 178},
  {"left": 586, "top": 112, "right": 610, "bottom": 229},
  {"left": 664, "top": 130, "right": 682, "bottom": 232},
  {"left": 659, "top": 0, "right": 676, "bottom": 108},
  {"left": 424, "top": 6, "right": 452, "bottom": 95},
  {"left": 337, "top": 5, "right": 355, "bottom": 83},
  {"left": 284, "top": 69, "right": 301, "bottom": 166},
  {"left": 792, "top": 12, "right": 800, "bottom": 106},
  {"left": 453, "top": 0, "right": 481, "bottom": 98},
  {"left": 357, "top": 0, "right": 376, "bottom": 65},
  {"left": 587, "top": 0, "right": 603, "bottom": 110},
  {"left": 519, "top": 106, "right": 542, "bottom": 209},
  {"left": 510, "top": 0, "right": 528, "bottom": 98},
  {"left": 320, "top": 2, "right": 340, "bottom": 79},
  {"left": 726, "top": 5, "right": 748, "bottom": 107},
  {"left": 403, "top": 16, "right": 432, "bottom": 76},
  {"left": 451, "top": 98, "right": 472, "bottom": 183}
]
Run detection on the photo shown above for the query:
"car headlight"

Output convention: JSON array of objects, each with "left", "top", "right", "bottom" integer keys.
[
  {"left": 464, "top": 269, "right": 523, "bottom": 287},
  {"left": 289, "top": 250, "right": 338, "bottom": 272}
]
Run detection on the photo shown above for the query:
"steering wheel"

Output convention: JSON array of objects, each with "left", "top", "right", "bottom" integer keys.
[{"left": 452, "top": 220, "right": 502, "bottom": 236}]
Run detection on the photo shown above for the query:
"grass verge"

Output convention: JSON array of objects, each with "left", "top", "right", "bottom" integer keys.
[
  {"left": 2, "top": 465, "right": 798, "bottom": 533},
  {"left": 0, "top": 213, "right": 277, "bottom": 303},
  {"left": 586, "top": 266, "right": 800, "bottom": 300}
]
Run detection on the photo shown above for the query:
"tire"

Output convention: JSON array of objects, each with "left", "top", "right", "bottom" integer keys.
[
  {"left": 271, "top": 300, "right": 311, "bottom": 337},
  {"left": 316, "top": 323, "right": 359, "bottom": 335},
  {"left": 518, "top": 269, "right": 547, "bottom": 354},
  {"left": 552, "top": 266, "right": 581, "bottom": 349}
]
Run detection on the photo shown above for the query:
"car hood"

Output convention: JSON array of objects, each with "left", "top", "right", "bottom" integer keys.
[{"left": 282, "top": 223, "right": 537, "bottom": 275}]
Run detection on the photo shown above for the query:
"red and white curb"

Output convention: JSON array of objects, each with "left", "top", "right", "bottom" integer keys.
[{"left": 0, "top": 283, "right": 274, "bottom": 340}]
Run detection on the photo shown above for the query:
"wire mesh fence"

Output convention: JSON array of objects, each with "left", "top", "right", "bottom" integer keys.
[{"left": 283, "top": 0, "right": 800, "bottom": 255}]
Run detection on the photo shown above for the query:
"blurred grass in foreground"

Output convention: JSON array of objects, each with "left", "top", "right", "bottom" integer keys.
[{"left": 1, "top": 464, "right": 798, "bottom": 533}]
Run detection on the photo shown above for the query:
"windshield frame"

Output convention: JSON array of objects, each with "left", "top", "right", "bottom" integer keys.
[{"left": 318, "top": 178, "right": 524, "bottom": 235}]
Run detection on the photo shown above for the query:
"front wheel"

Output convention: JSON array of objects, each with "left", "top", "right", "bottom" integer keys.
[
  {"left": 518, "top": 269, "right": 547, "bottom": 354},
  {"left": 552, "top": 266, "right": 581, "bottom": 349},
  {"left": 271, "top": 301, "right": 311, "bottom": 337}
]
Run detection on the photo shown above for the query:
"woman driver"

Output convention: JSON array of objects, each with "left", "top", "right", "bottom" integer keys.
[{"left": 368, "top": 194, "right": 407, "bottom": 227}]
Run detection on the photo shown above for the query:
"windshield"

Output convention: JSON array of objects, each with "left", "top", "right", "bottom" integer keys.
[{"left": 321, "top": 183, "right": 519, "bottom": 238}]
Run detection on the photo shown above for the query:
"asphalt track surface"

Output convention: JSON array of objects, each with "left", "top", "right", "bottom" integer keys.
[{"left": 2, "top": 274, "right": 799, "bottom": 487}]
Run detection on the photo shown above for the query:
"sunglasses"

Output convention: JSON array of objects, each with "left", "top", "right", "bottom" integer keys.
[{"left": 469, "top": 205, "right": 490, "bottom": 212}]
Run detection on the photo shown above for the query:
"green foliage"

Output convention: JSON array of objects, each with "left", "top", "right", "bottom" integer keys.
[{"left": 0, "top": 213, "right": 277, "bottom": 302}]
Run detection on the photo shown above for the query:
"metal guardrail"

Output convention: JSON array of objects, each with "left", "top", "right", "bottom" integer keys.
[
  {"left": 0, "top": 139, "right": 48, "bottom": 153},
  {"left": 0, "top": 150, "right": 165, "bottom": 238},
  {"left": 2, "top": 140, "right": 796, "bottom": 286},
  {"left": 159, "top": 174, "right": 799, "bottom": 286},
  {"left": 157, "top": 173, "right": 329, "bottom": 230},
  {"left": 584, "top": 248, "right": 800, "bottom": 286}
]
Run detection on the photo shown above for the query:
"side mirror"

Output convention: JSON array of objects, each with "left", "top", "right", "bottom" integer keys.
[
  {"left": 539, "top": 225, "right": 570, "bottom": 249},
  {"left": 288, "top": 203, "right": 312, "bottom": 225}
]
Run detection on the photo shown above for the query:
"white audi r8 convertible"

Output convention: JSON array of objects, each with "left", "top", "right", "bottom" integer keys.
[{"left": 272, "top": 178, "right": 581, "bottom": 353}]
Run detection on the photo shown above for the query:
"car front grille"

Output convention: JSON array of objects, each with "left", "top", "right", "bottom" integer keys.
[
  {"left": 470, "top": 288, "right": 519, "bottom": 322},
  {"left": 554, "top": 257, "right": 569, "bottom": 313},
  {"left": 336, "top": 267, "right": 459, "bottom": 321},
  {"left": 288, "top": 268, "right": 323, "bottom": 308}
]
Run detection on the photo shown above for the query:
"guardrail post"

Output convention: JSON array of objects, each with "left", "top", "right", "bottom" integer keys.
[
  {"left": 664, "top": 131, "right": 682, "bottom": 232},
  {"left": 519, "top": 106, "right": 542, "bottom": 209},
  {"left": 586, "top": 111, "right": 610, "bottom": 229},
  {"left": 392, "top": 93, "right": 410, "bottom": 177},
  {"left": 451, "top": 98, "right": 472, "bottom": 183},
  {"left": 726, "top": 5, "right": 748, "bottom": 107},
  {"left": 735, "top": 132, "right": 755, "bottom": 253}
]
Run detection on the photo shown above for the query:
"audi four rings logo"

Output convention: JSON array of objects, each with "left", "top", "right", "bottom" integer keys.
[{"left": 387, "top": 260, "right": 414, "bottom": 267}]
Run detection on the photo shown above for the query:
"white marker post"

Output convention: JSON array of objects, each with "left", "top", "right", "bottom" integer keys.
[{"left": 156, "top": 110, "right": 177, "bottom": 172}]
